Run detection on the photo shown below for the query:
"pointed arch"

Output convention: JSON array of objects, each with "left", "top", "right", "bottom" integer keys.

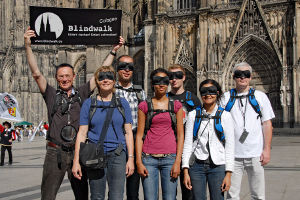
[
  {"left": 133, "top": 49, "right": 145, "bottom": 87},
  {"left": 74, "top": 55, "right": 86, "bottom": 89}
]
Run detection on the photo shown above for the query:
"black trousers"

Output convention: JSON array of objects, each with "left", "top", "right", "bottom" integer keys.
[
  {"left": 41, "top": 146, "right": 88, "bottom": 200},
  {"left": 1, "top": 145, "right": 12, "bottom": 165},
  {"left": 180, "top": 169, "right": 194, "bottom": 200}
]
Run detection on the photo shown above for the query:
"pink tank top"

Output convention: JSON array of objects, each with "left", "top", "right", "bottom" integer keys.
[{"left": 139, "top": 100, "right": 182, "bottom": 154}]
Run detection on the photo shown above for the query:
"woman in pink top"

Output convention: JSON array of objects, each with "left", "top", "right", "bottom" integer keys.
[{"left": 135, "top": 68, "right": 184, "bottom": 200}]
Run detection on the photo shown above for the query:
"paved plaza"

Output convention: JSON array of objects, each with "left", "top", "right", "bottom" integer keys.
[{"left": 0, "top": 134, "right": 299, "bottom": 200}]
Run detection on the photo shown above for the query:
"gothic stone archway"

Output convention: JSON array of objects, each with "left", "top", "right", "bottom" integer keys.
[{"left": 224, "top": 36, "right": 283, "bottom": 127}]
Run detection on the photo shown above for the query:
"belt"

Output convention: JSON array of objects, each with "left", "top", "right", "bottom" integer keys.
[
  {"left": 145, "top": 153, "right": 171, "bottom": 158},
  {"left": 47, "top": 141, "right": 74, "bottom": 152}
]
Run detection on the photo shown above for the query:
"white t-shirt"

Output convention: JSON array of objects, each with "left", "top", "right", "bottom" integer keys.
[{"left": 221, "top": 89, "right": 275, "bottom": 158}]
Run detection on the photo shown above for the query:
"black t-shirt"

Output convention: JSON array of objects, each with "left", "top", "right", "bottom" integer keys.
[
  {"left": 0, "top": 129, "right": 12, "bottom": 146},
  {"left": 42, "top": 81, "right": 91, "bottom": 145},
  {"left": 168, "top": 90, "right": 201, "bottom": 123}
]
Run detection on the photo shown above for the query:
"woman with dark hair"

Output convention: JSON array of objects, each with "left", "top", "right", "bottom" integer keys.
[
  {"left": 135, "top": 68, "right": 184, "bottom": 200},
  {"left": 182, "top": 79, "right": 235, "bottom": 200},
  {"left": 72, "top": 66, "right": 135, "bottom": 200}
]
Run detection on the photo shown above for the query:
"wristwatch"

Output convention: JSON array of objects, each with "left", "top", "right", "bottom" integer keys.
[{"left": 109, "top": 50, "right": 116, "bottom": 56}]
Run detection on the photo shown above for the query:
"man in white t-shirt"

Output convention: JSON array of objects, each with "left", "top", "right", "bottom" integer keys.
[{"left": 221, "top": 62, "right": 275, "bottom": 200}]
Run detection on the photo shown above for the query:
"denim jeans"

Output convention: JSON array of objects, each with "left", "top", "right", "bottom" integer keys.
[
  {"left": 41, "top": 146, "right": 88, "bottom": 200},
  {"left": 189, "top": 161, "right": 225, "bottom": 200},
  {"left": 126, "top": 161, "right": 140, "bottom": 200},
  {"left": 227, "top": 157, "right": 265, "bottom": 200},
  {"left": 89, "top": 150, "right": 126, "bottom": 200},
  {"left": 142, "top": 153, "right": 178, "bottom": 200}
]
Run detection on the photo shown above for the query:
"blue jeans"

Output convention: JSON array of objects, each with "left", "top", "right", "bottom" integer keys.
[
  {"left": 189, "top": 161, "right": 225, "bottom": 200},
  {"left": 142, "top": 153, "right": 178, "bottom": 200},
  {"left": 89, "top": 150, "right": 126, "bottom": 200}
]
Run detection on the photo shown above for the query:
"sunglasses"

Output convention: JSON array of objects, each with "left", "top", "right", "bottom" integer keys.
[
  {"left": 98, "top": 71, "right": 115, "bottom": 81},
  {"left": 117, "top": 62, "right": 134, "bottom": 71},
  {"left": 233, "top": 70, "right": 251, "bottom": 79},
  {"left": 168, "top": 71, "right": 184, "bottom": 80},
  {"left": 152, "top": 76, "right": 170, "bottom": 85},
  {"left": 200, "top": 86, "right": 218, "bottom": 96}
]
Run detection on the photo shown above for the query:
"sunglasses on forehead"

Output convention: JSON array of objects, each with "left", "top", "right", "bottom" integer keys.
[
  {"left": 200, "top": 86, "right": 218, "bottom": 96},
  {"left": 152, "top": 76, "right": 170, "bottom": 85},
  {"left": 168, "top": 71, "right": 184, "bottom": 80},
  {"left": 98, "top": 71, "right": 115, "bottom": 81},
  {"left": 117, "top": 62, "right": 134, "bottom": 71},
  {"left": 233, "top": 70, "right": 251, "bottom": 79}
]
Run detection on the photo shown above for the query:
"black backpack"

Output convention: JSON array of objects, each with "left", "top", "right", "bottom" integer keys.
[{"left": 143, "top": 98, "right": 176, "bottom": 140}]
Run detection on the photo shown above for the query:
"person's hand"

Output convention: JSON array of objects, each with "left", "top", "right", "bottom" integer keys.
[
  {"left": 136, "top": 162, "right": 148, "bottom": 177},
  {"left": 221, "top": 172, "right": 231, "bottom": 192},
  {"left": 24, "top": 27, "right": 36, "bottom": 47},
  {"left": 260, "top": 148, "right": 271, "bottom": 166},
  {"left": 183, "top": 169, "right": 192, "bottom": 190},
  {"left": 126, "top": 158, "right": 135, "bottom": 177},
  {"left": 72, "top": 161, "right": 82, "bottom": 180},
  {"left": 170, "top": 161, "right": 180, "bottom": 179},
  {"left": 112, "top": 36, "right": 125, "bottom": 52}
]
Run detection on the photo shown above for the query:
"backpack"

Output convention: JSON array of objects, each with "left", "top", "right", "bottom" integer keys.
[
  {"left": 193, "top": 106, "right": 225, "bottom": 146},
  {"left": 115, "top": 84, "right": 144, "bottom": 103},
  {"left": 225, "top": 88, "right": 262, "bottom": 118},
  {"left": 143, "top": 98, "right": 177, "bottom": 140},
  {"left": 88, "top": 95, "right": 125, "bottom": 128},
  {"left": 167, "top": 91, "right": 195, "bottom": 111}
]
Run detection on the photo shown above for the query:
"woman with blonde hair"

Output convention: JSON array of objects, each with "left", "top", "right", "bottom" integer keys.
[{"left": 72, "top": 66, "right": 134, "bottom": 200}]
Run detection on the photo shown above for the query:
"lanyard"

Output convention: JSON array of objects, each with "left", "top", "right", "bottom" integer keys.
[{"left": 238, "top": 97, "right": 248, "bottom": 130}]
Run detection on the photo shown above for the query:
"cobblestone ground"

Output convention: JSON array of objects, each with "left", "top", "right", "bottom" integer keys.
[{"left": 0, "top": 135, "right": 299, "bottom": 200}]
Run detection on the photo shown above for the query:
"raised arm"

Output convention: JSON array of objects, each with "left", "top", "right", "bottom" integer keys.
[
  {"left": 102, "top": 36, "right": 125, "bottom": 66},
  {"left": 24, "top": 27, "right": 47, "bottom": 93}
]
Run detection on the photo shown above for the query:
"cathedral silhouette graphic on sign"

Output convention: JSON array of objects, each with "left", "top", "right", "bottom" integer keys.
[{"left": 39, "top": 15, "right": 56, "bottom": 40}]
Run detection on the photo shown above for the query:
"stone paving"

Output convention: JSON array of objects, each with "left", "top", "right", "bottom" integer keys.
[{"left": 0, "top": 135, "right": 299, "bottom": 200}]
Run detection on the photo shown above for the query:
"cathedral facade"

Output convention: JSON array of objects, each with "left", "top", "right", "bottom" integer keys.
[{"left": 0, "top": 0, "right": 299, "bottom": 128}]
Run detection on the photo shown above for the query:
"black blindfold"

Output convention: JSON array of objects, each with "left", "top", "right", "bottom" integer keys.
[
  {"left": 98, "top": 71, "right": 115, "bottom": 81},
  {"left": 117, "top": 62, "right": 134, "bottom": 71},
  {"left": 152, "top": 76, "right": 170, "bottom": 85},
  {"left": 200, "top": 86, "right": 218, "bottom": 96},
  {"left": 168, "top": 71, "right": 184, "bottom": 80},
  {"left": 233, "top": 70, "right": 251, "bottom": 79}
]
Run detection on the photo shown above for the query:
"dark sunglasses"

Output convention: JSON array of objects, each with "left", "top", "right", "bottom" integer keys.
[
  {"left": 117, "top": 62, "right": 134, "bottom": 71},
  {"left": 168, "top": 71, "right": 184, "bottom": 80},
  {"left": 233, "top": 70, "right": 251, "bottom": 79},
  {"left": 152, "top": 76, "right": 170, "bottom": 85},
  {"left": 200, "top": 86, "right": 218, "bottom": 96},
  {"left": 98, "top": 71, "right": 115, "bottom": 81}
]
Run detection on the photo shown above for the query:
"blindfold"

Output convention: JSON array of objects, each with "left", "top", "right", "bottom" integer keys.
[
  {"left": 117, "top": 62, "right": 134, "bottom": 71},
  {"left": 200, "top": 85, "right": 218, "bottom": 96},
  {"left": 152, "top": 76, "right": 170, "bottom": 85},
  {"left": 233, "top": 70, "right": 251, "bottom": 79},
  {"left": 168, "top": 71, "right": 184, "bottom": 80},
  {"left": 98, "top": 71, "right": 115, "bottom": 81}
]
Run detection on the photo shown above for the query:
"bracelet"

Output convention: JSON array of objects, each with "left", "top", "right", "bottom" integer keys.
[
  {"left": 128, "top": 154, "right": 134, "bottom": 158},
  {"left": 109, "top": 50, "right": 116, "bottom": 56}
]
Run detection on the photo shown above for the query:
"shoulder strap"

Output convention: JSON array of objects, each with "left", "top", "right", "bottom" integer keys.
[
  {"left": 185, "top": 91, "right": 195, "bottom": 107},
  {"left": 225, "top": 89, "right": 237, "bottom": 112},
  {"left": 132, "top": 85, "right": 143, "bottom": 103},
  {"left": 143, "top": 98, "right": 153, "bottom": 140},
  {"left": 50, "top": 91, "right": 62, "bottom": 125},
  {"left": 168, "top": 98, "right": 177, "bottom": 138},
  {"left": 115, "top": 96, "right": 125, "bottom": 121},
  {"left": 88, "top": 96, "right": 98, "bottom": 127},
  {"left": 193, "top": 106, "right": 202, "bottom": 141},
  {"left": 214, "top": 106, "right": 225, "bottom": 147},
  {"left": 248, "top": 88, "right": 262, "bottom": 118}
]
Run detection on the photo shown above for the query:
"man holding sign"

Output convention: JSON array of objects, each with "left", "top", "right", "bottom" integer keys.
[{"left": 24, "top": 26, "right": 111, "bottom": 200}]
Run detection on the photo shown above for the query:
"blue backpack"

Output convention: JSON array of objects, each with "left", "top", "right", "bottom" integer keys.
[
  {"left": 193, "top": 106, "right": 225, "bottom": 146},
  {"left": 225, "top": 88, "right": 262, "bottom": 118}
]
